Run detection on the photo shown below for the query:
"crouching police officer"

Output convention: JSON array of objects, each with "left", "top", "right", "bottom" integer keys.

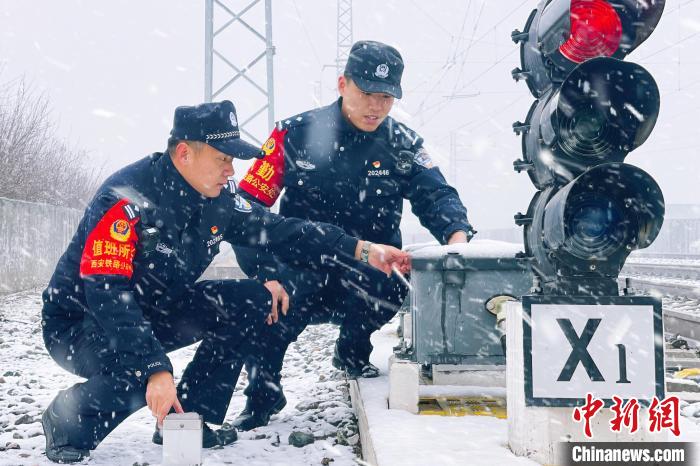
[
  {"left": 40, "top": 100, "right": 408, "bottom": 463},
  {"left": 232, "top": 40, "right": 475, "bottom": 430}
]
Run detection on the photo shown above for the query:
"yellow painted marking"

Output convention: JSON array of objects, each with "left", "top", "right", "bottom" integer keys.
[{"left": 418, "top": 396, "right": 507, "bottom": 419}]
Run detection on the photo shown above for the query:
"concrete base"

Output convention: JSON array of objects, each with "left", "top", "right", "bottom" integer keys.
[
  {"left": 388, "top": 355, "right": 507, "bottom": 413},
  {"left": 388, "top": 355, "right": 420, "bottom": 414},
  {"left": 432, "top": 364, "right": 506, "bottom": 387},
  {"left": 349, "top": 379, "right": 378, "bottom": 466},
  {"left": 506, "top": 302, "right": 668, "bottom": 465}
]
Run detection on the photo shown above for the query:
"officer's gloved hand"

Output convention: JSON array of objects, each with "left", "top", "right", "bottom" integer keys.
[{"left": 360, "top": 242, "right": 411, "bottom": 277}]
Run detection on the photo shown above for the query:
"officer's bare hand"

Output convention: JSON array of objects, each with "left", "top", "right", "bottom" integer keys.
[
  {"left": 146, "top": 371, "right": 184, "bottom": 428},
  {"left": 366, "top": 243, "right": 411, "bottom": 277},
  {"left": 263, "top": 280, "right": 289, "bottom": 325},
  {"left": 448, "top": 230, "right": 472, "bottom": 244}
]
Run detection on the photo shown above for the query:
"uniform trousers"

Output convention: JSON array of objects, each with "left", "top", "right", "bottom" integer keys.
[
  {"left": 42, "top": 279, "right": 270, "bottom": 450},
  {"left": 244, "top": 260, "right": 408, "bottom": 405}
]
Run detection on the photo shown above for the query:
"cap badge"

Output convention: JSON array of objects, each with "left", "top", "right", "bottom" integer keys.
[
  {"left": 229, "top": 111, "right": 238, "bottom": 127},
  {"left": 375, "top": 64, "right": 389, "bottom": 79}
]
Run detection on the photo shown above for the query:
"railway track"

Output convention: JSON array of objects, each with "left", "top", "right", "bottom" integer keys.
[
  {"left": 630, "top": 252, "right": 700, "bottom": 261},
  {"left": 623, "top": 263, "right": 700, "bottom": 281}
]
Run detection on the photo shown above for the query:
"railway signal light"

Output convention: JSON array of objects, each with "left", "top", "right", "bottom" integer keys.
[
  {"left": 512, "top": 0, "right": 666, "bottom": 295},
  {"left": 512, "top": 0, "right": 665, "bottom": 98}
]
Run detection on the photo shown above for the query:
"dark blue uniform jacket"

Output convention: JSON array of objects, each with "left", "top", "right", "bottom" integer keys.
[
  {"left": 235, "top": 98, "right": 473, "bottom": 281},
  {"left": 42, "top": 152, "right": 358, "bottom": 383}
]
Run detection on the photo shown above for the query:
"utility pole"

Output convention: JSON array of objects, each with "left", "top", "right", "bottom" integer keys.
[
  {"left": 449, "top": 131, "right": 457, "bottom": 185},
  {"left": 317, "top": 1, "right": 352, "bottom": 106},
  {"left": 336, "top": 0, "right": 353, "bottom": 76},
  {"left": 204, "top": 0, "right": 275, "bottom": 145}
]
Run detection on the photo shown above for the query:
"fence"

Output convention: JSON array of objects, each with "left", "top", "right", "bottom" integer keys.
[{"left": 0, "top": 197, "right": 82, "bottom": 294}]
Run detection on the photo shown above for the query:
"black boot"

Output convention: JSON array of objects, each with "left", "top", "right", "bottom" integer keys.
[
  {"left": 332, "top": 344, "right": 380, "bottom": 379},
  {"left": 152, "top": 422, "right": 237, "bottom": 448},
  {"left": 232, "top": 392, "right": 287, "bottom": 431},
  {"left": 42, "top": 401, "right": 90, "bottom": 464}
]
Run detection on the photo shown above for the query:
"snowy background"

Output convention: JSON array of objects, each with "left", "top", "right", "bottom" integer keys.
[
  {"left": 1, "top": 0, "right": 699, "bottom": 236},
  {"left": 2, "top": 1, "right": 700, "bottom": 464}
]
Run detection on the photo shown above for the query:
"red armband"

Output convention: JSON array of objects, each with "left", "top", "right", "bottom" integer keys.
[
  {"left": 80, "top": 199, "right": 140, "bottom": 279},
  {"left": 238, "top": 128, "right": 286, "bottom": 207}
]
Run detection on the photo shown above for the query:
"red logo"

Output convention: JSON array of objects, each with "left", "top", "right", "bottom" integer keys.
[
  {"left": 109, "top": 219, "right": 131, "bottom": 242},
  {"left": 573, "top": 393, "right": 681, "bottom": 438},
  {"left": 211, "top": 226, "right": 219, "bottom": 235},
  {"left": 372, "top": 161, "right": 381, "bottom": 168}
]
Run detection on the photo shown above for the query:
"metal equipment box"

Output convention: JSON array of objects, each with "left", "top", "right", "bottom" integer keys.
[{"left": 402, "top": 242, "right": 532, "bottom": 366}]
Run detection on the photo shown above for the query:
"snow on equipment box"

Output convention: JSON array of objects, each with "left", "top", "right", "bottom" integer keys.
[{"left": 401, "top": 241, "right": 532, "bottom": 366}]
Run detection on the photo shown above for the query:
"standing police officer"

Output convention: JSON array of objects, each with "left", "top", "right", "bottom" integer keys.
[
  {"left": 40, "top": 100, "right": 408, "bottom": 463},
  {"left": 233, "top": 40, "right": 475, "bottom": 430}
]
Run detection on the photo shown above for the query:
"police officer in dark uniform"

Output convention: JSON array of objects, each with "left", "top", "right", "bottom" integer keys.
[
  {"left": 40, "top": 100, "right": 408, "bottom": 463},
  {"left": 232, "top": 40, "right": 475, "bottom": 430}
]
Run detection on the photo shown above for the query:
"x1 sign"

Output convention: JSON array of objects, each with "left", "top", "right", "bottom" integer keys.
[{"left": 523, "top": 296, "right": 664, "bottom": 407}]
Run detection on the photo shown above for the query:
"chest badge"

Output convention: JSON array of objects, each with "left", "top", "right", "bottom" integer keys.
[
  {"left": 155, "top": 242, "right": 174, "bottom": 257},
  {"left": 210, "top": 225, "right": 219, "bottom": 235},
  {"left": 295, "top": 160, "right": 316, "bottom": 170},
  {"left": 372, "top": 161, "right": 381, "bottom": 168}
]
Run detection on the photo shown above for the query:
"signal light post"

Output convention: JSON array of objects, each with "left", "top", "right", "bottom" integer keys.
[{"left": 506, "top": 1, "right": 670, "bottom": 462}]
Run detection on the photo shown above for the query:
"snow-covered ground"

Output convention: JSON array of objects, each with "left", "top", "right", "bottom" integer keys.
[
  {"left": 0, "top": 289, "right": 360, "bottom": 466},
  {"left": 3, "top": 284, "right": 700, "bottom": 466}
]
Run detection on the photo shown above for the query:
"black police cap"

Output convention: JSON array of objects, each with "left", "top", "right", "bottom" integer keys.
[
  {"left": 170, "top": 100, "right": 264, "bottom": 160},
  {"left": 344, "top": 40, "right": 404, "bottom": 99}
]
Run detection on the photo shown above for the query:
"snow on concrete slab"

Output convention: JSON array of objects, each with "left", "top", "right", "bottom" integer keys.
[{"left": 359, "top": 319, "right": 700, "bottom": 466}]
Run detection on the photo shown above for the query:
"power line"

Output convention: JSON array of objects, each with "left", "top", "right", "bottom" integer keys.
[
  {"left": 414, "top": 2, "right": 472, "bottom": 117},
  {"left": 291, "top": 0, "right": 323, "bottom": 67},
  {"left": 448, "top": 1, "right": 486, "bottom": 99},
  {"left": 409, "top": 0, "right": 455, "bottom": 39},
  {"left": 429, "top": 1, "right": 486, "bottom": 123},
  {"left": 419, "top": 47, "right": 519, "bottom": 124},
  {"left": 413, "top": 0, "right": 529, "bottom": 125}
]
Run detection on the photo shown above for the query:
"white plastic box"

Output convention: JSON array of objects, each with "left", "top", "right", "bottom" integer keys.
[{"left": 162, "top": 413, "right": 203, "bottom": 466}]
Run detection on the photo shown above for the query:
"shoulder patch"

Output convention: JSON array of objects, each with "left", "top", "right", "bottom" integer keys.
[
  {"left": 414, "top": 147, "right": 434, "bottom": 169},
  {"left": 80, "top": 199, "right": 139, "bottom": 278},
  {"left": 233, "top": 194, "right": 253, "bottom": 213}
]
